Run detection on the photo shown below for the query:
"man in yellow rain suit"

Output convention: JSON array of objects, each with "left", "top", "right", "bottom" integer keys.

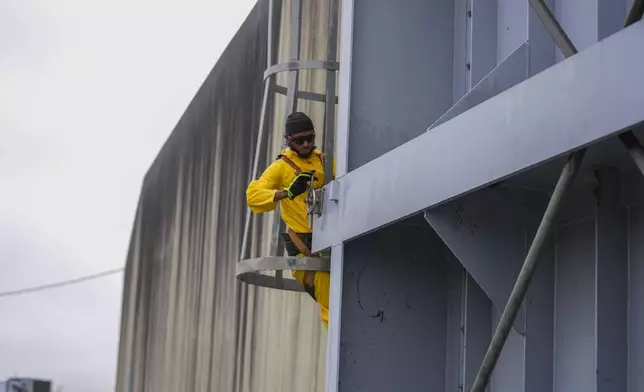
[{"left": 246, "top": 111, "right": 331, "bottom": 329}]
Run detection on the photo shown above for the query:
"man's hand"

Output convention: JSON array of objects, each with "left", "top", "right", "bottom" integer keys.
[
  {"left": 284, "top": 170, "right": 315, "bottom": 200},
  {"left": 273, "top": 189, "right": 289, "bottom": 202}
]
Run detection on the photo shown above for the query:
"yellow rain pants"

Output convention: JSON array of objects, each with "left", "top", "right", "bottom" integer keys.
[
  {"left": 292, "top": 269, "right": 330, "bottom": 329},
  {"left": 247, "top": 148, "right": 330, "bottom": 328}
]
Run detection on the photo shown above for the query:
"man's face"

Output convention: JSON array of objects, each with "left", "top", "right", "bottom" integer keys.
[{"left": 287, "top": 130, "right": 316, "bottom": 157}]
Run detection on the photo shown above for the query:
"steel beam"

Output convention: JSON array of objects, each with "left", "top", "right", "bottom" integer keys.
[
  {"left": 595, "top": 168, "right": 628, "bottom": 392},
  {"left": 534, "top": 0, "right": 644, "bottom": 178},
  {"left": 628, "top": 202, "right": 644, "bottom": 390},
  {"left": 528, "top": 0, "right": 578, "bottom": 57},
  {"left": 468, "top": 0, "right": 498, "bottom": 88},
  {"left": 334, "top": 0, "right": 355, "bottom": 179},
  {"left": 470, "top": 3, "right": 644, "bottom": 390},
  {"left": 325, "top": 0, "right": 354, "bottom": 389},
  {"left": 462, "top": 276, "right": 493, "bottom": 391},
  {"left": 527, "top": 0, "right": 556, "bottom": 76},
  {"left": 424, "top": 186, "right": 551, "bottom": 335},
  {"left": 311, "top": 19, "right": 644, "bottom": 252},
  {"left": 325, "top": 244, "right": 343, "bottom": 392},
  {"left": 469, "top": 1, "right": 582, "bottom": 389},
  {"left": 616, "top": 0, "right": 644, "bottom": 178},
  {"left": 324, "top": 0, "right": 339, "bottom": 184},
  {"left": 469, "top": 150, "right": 585, "bottom": 392}
]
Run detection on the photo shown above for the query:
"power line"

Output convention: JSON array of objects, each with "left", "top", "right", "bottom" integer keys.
[{"left": 0, "top": 267, "right": 124, "bottom": 299}]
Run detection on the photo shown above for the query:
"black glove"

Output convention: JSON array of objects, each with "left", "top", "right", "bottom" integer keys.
[{"left": 285, "top": 170, "right": 315, "bottom": 200}]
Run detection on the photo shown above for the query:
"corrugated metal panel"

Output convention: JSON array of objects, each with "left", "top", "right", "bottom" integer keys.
[{"left": 115, "top": 1, "right": 336, "bottom": 391}]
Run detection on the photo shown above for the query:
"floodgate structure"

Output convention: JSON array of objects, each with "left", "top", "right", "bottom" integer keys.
[{"left": 115, "top": 0, "right": 644, "bottom": 391}]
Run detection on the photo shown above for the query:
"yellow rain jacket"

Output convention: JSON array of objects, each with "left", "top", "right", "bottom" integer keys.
[{"left": 246, "top": 148, "right": 330, "bottom": 328}]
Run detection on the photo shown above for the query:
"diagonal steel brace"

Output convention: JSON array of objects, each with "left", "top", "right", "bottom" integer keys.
[{"left": 470, "top": 1, "right": 644, "bottom": 391}]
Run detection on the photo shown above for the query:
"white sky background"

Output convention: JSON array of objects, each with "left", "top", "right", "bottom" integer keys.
[{"left": 0, "top": 0, "right": 257, "bottom": 390}]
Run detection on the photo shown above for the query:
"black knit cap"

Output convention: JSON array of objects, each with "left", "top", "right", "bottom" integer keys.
[{"left": 285, "top": 112, "right": 314, "bottom": 136}]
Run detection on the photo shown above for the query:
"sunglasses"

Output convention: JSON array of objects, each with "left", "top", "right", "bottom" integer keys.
[{"left": 289, "top": 134, "right": 315, "bottom": 145}]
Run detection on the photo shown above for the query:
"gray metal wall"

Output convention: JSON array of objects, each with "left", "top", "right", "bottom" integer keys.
[
  {"left": 340, "top": 217, "right": 449, "bottom": 391},
  {"left": 419, "top": 161, "right": 644, "bottom": 392},
  {"left": 116, "top": 0, "right": 643, "bottom": 390},
  {"left": 346, "top": 0, "right": 632, "bottom": 172},
  {"left": 348, "top": 0, "right": 454, "bottom": 170},
  {"left": 115, "top": 1, "right": 332, "bottom": 391},
  {"left": 338, "top": 0, "right": 643, "bottom": 391}
]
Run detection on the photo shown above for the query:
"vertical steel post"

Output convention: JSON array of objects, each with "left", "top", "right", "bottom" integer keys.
[
  {"left": 531, "top": 0, "right": 644, "bottom": 180},
  {"left": 323, "top": 0, "right": 339, "bottom": 183},
  {"left": 618, "top": 0, "right": 644, "bottom": 177},
  {"left": 464, "top": 0, "right": 473, "bottom": 91}
]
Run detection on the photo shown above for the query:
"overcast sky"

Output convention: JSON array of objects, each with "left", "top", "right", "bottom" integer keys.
[{"left": 0, "top": 0, "right": 256, "bottom": 390}]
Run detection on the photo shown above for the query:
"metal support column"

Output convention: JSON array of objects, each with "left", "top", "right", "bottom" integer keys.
[
  {"left": 470, "top": 1, "right": 644, "bottom": 391},
  {"left": 530, "top": 0, "right": 644, "bottom": 177},
  {"left": 324, "top": 0, "right": 339, "bottom": 182},
  {"left": 618, "top": 0, "right": 644, "bottom": 176}
]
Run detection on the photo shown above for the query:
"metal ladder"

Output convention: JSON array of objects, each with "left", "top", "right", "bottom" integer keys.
[
  {"left": 236, "top": 0, "right": 339, "bottom": 292},
  {"left": 470, "top": 1, "right": 644, "bottom": 390}
]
